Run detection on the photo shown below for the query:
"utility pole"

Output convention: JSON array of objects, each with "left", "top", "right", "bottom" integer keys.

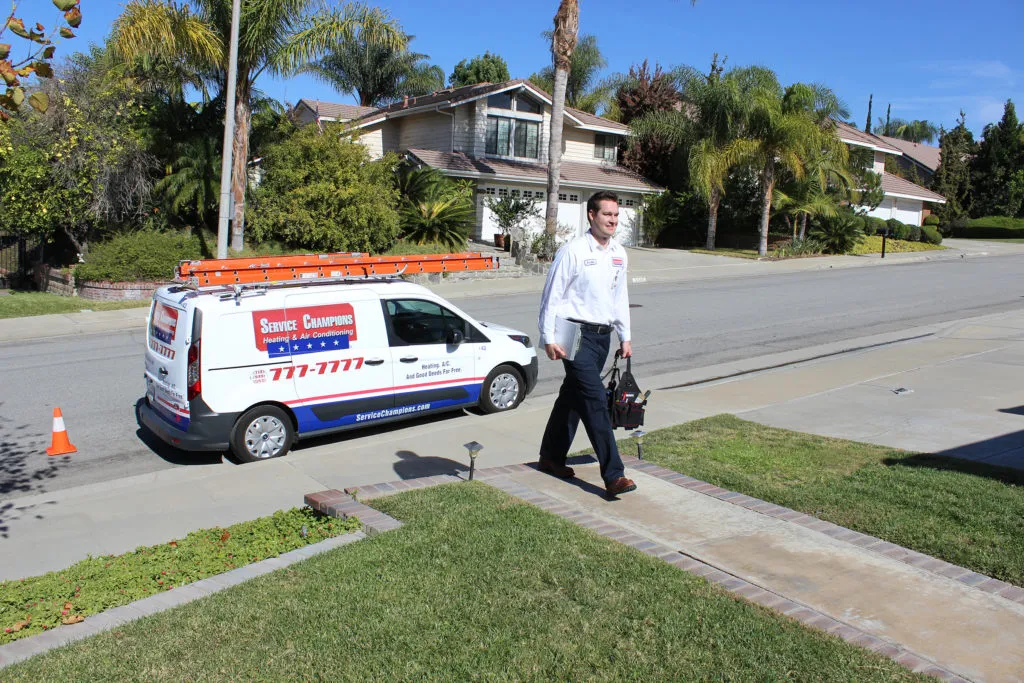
[{"left": 215, "top": 0, "right": 242, "bottom": 259}]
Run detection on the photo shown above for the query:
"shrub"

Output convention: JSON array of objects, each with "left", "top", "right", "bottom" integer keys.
[
  {"left": 810, "top": 214, "right": 865, "bottom": 254},
  {"left": 951, "top": 216, "right": 1024, "bottom": 239},
  {"left": 400, "top": 195, "right": 475, "bottom": 250},
  {"left": 247, "top": 124, "right": 401, "bottom": 253},
  {"left": 922, "top": 214, "right": 940, "bottom": 226},
  {"left": 906, "top": 224, "right": 922, "bottom": 242},
  {"left": 920, "top": 225, "right": 943, "bottom": 245},
  {"left": 75, "top": 231, "right": 203, "bottom": 282},
  {"left": 771, "top": 237, "right": 824, "bottom": 258}
]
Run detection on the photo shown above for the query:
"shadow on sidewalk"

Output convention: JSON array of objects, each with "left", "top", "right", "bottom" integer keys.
[
  {"left": 0, "top": 405, "right": 69, "bottom": 538},
  {"left": 392, "top": 449, "right": 467, "bottom": 480}
]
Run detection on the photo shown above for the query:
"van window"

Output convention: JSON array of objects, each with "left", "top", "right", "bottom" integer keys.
[{"left": 384, "top": 299, "right": 483, "bottom": 346}]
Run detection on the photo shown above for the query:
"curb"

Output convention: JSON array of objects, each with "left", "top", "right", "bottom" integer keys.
[{"left": 0, "top": 531, "right": 367, "bottom": 670}]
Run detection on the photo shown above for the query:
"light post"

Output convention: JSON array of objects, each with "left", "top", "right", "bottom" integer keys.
[
  {"left": 215, "top": 0, "right": 242, "bottom": 259},
  {"left": 631, "top": 430, "right": 646, "bottom": 461},
  {"left": 463, "top": 441, "right": 483, "bottom": 480}
]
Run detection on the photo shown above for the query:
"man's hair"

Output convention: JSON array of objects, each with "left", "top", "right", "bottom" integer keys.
[{"left": 587, "top": 190, "right": 619, "bottom": 216}]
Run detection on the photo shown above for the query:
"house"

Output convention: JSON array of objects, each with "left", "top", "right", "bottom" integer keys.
[
  {"left": 835, "top": 121, "right": 945, "bottom": 226},
  {"left": 295, "top": 80, "right": 662, "bottom": 246},
  {"left": 875, "top": 134, "right": 941, "bottom": 185}
]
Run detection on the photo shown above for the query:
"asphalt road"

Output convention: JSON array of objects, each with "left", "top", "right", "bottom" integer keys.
[{"left": 3, "top": 254, "right": 1024, "bottom": 495}]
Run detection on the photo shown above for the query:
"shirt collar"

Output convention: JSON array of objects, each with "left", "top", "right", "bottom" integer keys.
[{"left": 585, "top": 230, "right": 613, "bottom": 252}]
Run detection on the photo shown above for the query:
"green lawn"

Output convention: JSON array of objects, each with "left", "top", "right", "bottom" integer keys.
[
  {"left": 0, "top": 291, "right": 150, "bottom": 319},
  {"left": 851, "top": 236, "right": 946, "bottom": 255},
  {"left": 5, "top": 484, "right": 918, "bottom": 681},
  {"left": 634, "top": 415, "right": 1024, "bottom": 586},
  {"left": 689, "top": 247, "right": 762, "bottom": 259}
]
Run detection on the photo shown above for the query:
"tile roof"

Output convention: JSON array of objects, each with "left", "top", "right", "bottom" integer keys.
[
  {"left": 835, "top": 121, "right": 903, "bottom": 154},
  {"left": 406, "top": 148, "right": 661, "bottom": 192},
  {"left": 881, "top": 171, "right": 945, "bottom": 203},
  {"left": 877, "top": 135, "right": 941, "bottom": 172},
  {"left": 297, "top": 99, "right": 376, "bottom": 121},
  {"left": 344, "top": 79, "right": 629, "bottom": 132}
]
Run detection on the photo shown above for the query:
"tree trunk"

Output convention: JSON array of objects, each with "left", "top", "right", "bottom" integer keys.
[
  {"left": 798, "top": 213, "right": 808, "bottom": 240},
  {"left": 705, "top": 187, "right": 721, "bottom": 250},
  {"left": 545, "top": 65, "right": 569, "bottom": 253},
  {"left": 229, "top": 92, "right": 251, "bottom": 252},
  {"left": 758, "top": 162, "right": 775, "bottom": 256},
  {"left": 785, "top": 215, "right": 794, "bottom": 241}
]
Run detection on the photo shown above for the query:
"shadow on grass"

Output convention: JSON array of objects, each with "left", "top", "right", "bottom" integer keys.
[
  {"left": 0, "top": 404, "right": 69, "bottom": 538},
  {"left": 882, "top": 450, "right": 1024, "bottom": 486}
]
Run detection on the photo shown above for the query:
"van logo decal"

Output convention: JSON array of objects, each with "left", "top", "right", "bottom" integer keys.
[
  {"left": 152, "top": 303, "right": 179, "bottom": 344},
  {"left": 251, "top": 369, "right": 267, "bottom": 384},
  {"left": 252, "top": 304, "right": 358, "bottom": 356},
  {"left": 149, "top": 338, "right": 175, "bottom": 359}
]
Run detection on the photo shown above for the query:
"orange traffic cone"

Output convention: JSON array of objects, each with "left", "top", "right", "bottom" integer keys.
[{"left": 46, "top": 407, "right": 78, "bottom": 456}]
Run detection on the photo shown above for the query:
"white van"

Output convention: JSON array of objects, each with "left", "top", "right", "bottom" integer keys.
[{"left": 140, "top": 278, "right": 537, "bottom": 463}]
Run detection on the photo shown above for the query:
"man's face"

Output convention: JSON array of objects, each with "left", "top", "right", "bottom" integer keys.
[{"left": 588, "top": 199, "right": 619, "bottom": 241}]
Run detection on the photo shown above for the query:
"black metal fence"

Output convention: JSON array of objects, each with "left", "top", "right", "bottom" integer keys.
[{"left": 0, "top": 234, "right": 43, "bottom": 289}]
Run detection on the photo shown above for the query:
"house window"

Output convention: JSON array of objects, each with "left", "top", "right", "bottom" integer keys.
[
  {"left": 498, "top": 188, "right": 509, "bottom": 197},
  {"left": 569, "top": 193, "right": 579, "bottom": 202},
  {"left": 625, "top": 199, "right": 635, "bottom": 207},
  {"left": 516, "top": 95, "right": 541, "bottom": 114},
  {"left": 486, "top": 116, "right": 539, "bottom": 159},
  {"left": 483, "top": 187, "right": 496, "bottom": 195},
  {"left": 511, "top": 189, "right": 520, "bottom": 197},
  {"left": 558, "top": 193, "right": 567, "bottom": 201},
  {"left": 594, "top": 134, "right": 617, "bottom": 161},
  {"left": 523, "top": 190, "right": 533, "bottom": 198},
  {"left": 487, "top": 92, "right": 513, "bottom": 110},
  {"left": 535, "top": 191, "right": 544, "bottom": 199}
]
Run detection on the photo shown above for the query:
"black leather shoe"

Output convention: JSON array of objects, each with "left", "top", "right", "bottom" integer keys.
[{"left": 537, "top": 458, "right": 575, "bottom": 479}]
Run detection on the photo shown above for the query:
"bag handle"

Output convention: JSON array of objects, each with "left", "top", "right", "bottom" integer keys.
[{"left": 614, "top": 349, "right": 632, "bottom": 374}]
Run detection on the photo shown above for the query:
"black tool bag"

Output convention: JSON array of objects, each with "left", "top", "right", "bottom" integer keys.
[{"left": 605, "top": 351, "right": 646, "bottom": 430}]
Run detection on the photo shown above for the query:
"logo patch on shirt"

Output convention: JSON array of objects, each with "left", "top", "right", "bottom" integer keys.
[
  {"left": 584, "top": 258, "right": 597, "bottom": 266},
  {"left": 612, "top": 257, "right": 624, "bottom": 267}
]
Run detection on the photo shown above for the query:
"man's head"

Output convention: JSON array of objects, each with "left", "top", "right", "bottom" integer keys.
[{"left": 586, "top": 190, "right": 619, "bottom": 243}]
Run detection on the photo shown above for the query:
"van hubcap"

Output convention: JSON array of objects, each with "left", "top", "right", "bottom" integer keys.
[
  {"left": 489, "top": 373, "right": 519, "bottom": 410},
  {"left": 244, "top": 416, "right": 287, "bottom": 459}
]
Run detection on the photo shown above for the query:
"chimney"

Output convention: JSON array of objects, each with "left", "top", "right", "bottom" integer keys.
[{"left": 403, "top": 95, "right": 409, "bottom": 107}]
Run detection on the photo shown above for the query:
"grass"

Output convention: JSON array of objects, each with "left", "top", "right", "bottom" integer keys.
[
  {"left": 850, "top": 236, "right": 946, "bottom": 255},
  {"left": 689, "top": 247, "right": 761, "bottom": 259},
  {"left": 5, "top": 484, "right": 919, "bottom": 681},
  {"left": 967, "top": 216, "right": 1024, "bottom": 229},
  {"left": 0, "top": 291, "right": 151, "bottom": 319},
  {"left": 0, "top": 508, "right": 358, "bottom": 644},
  {"left": 635, "top": 415, "right": 1024, "bottom": 586}
]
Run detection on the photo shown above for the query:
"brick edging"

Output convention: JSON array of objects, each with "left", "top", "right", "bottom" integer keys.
[
  {"left": 0, "top": 532, "right": 365, "bottom": 670},
  {"left": 304, "top": 489, "right": 406, "bottom": 534},
  {"left": 619, "top": 456, "right": 1024, "bottom": 607},
  {"left": 481, "top": 472, "right": 966, "bottom": 681}
]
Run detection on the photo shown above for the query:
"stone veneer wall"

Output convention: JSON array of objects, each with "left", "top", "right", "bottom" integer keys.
[
  {"left": 34, "top": 265, "right": 76, "bottom": 297},
  {"left": 32, "top": 264, "right": 165, "bottom": 301}
]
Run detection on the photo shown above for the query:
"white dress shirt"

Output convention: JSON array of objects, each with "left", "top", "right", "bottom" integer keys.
[{"left": 538, "top": 230, "right": 630, "bottom": 346}]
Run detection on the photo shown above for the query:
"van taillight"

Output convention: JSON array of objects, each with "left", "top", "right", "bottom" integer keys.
[{"left": 187, "top": 342, "right": 201, "bottom": 400}]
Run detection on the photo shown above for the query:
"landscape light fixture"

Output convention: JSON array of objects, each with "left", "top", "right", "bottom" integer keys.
[
  {"left": 631, "top": 430, "right": 647, "bottom": 460},
  {"left": 463, "top": 441, "right": 484, "bottom": 480}
]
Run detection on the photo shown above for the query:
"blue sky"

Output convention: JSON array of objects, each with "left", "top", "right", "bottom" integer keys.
[{"left": 67, "top": 0, "right": 1024, "bottom": 138}]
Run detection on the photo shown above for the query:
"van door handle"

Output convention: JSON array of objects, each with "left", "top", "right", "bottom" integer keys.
[
  {"left": 364, "top": 359, "right": 385, "bottom": 366},
  {"left": 400, "top": 356, "right": 418, "bottom": 363}
]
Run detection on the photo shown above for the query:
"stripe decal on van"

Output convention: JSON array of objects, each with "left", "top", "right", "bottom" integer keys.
[{"left": 284, "top": 376, "right": 486, "bottom": 408}]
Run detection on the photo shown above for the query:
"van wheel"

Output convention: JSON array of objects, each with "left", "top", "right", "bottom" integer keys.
[
  {"left": 480, "top": 365, "right": 524, "bottom": 413},
  {"left": 232, "top": 405, "right": 295, "bottom": 463}
]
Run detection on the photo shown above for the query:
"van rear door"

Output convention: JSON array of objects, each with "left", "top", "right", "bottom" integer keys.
[{"left": 145, "top": 292, "right": 193, "bottom": 431}]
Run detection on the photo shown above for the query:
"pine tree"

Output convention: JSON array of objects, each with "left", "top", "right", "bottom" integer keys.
[
  {"left": 865, "top": 94, "right": 873, "bottom": 133},
  {"left": 969, "top": 100, "right": 1024, "bottom": 217},
  {"left": 932, "top": 110, "right": 975, "bottom": 226}
]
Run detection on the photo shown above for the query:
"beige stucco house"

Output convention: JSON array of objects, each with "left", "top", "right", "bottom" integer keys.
[
  {"left": 835, "top": 121, "right": 945, "bottom": 226},
  {"left": 295, "top": 80, "right": 662, "bottom": 246}
]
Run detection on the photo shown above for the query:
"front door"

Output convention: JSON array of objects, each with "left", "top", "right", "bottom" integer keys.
[
  {"left": 282, "top": 289, "right": 394, "bottom": 433},
  {"left": 382, "top": 298, "right": 480, "bottom": 415}
]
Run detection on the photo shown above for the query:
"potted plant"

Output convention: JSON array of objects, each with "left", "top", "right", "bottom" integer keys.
[{"left": 486, "top": 195, "right": 541, "bottom": 251}]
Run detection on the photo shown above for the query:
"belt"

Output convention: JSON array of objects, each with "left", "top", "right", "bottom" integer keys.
[{"left": 569, "top": 319, "right": 613, "bottom": 335}]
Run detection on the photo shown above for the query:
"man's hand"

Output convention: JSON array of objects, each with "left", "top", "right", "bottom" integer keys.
[
  {"left": 545, "top": 343, "right": 566, "bottom": 360},
  {"left": 619, "top": 341, "right": 632, "bottom": 358}
]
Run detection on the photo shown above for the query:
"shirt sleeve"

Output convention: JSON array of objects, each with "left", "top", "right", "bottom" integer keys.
[
  {"left": 538, "top": 243, "right": 573, "bottom": 347},
  {"left": 613, "top": 252, "right": 631, "bottom": 343}
]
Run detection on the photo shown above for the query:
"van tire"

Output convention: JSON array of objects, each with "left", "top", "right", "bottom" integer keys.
[
  {"left": 479, "top": 364, "right": 524, "bottom": 413},
  {"left": 231, "top": 405, "right": 295, "bottom": 463}
]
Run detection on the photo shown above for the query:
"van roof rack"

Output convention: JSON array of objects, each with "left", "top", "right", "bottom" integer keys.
[{"left": 176, "top": 252, "right": 499, "bottom": 287}]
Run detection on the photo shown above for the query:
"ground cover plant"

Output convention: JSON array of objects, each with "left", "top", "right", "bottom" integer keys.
[
  {"left": 637, "top": 415, "right": 1024, "bottom": 586},
  {"left": 0, "top": 507, "right": 358, "bottom": 644},
  {"left": 0, "top": 291, "right": 150, "bottom": 319},
  {"left": 3, "top": 484, "right": 919, "bottom": 681},
  {"left": 850, "top": 236, "right": 945, "bottom": 255}
]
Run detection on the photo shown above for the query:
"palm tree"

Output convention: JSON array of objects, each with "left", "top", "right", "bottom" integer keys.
[
  {"left": 531, "top": 33, "right": 611, "bottom": 115},
  {"left": 110, "top": 0, "right": 402, "bottom": 251},
  {"left": 892, "top": 119, "right": 939, "bottom": 144},
  {"left": 543, "top": 0, "right": 578, "bottom": 247},
  {"left": 728, "top": 72, "right": 846, "bottom": 256},
  {"left": 302, "top": 19, "right": 443, "bottom": 107}
]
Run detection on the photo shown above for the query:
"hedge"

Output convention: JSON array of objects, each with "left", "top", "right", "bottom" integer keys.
[
  {"left": 952, "top": 216, "right": 1024, "bottom": 239},
  {"left": 75, "top": 231, "right": 204, "bottom": 283}
]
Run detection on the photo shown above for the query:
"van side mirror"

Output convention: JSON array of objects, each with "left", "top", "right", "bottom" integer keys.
[{"left": 447, "top": 328, "right": 464, "bottom": 346}]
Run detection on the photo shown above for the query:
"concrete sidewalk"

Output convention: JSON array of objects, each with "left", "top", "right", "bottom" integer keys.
[
  {"left": 3, "top": 308, "right": 1023, "bottom": 582},
  {"left": 3, "top": 238, "right": 1022, "bottom": 343}
]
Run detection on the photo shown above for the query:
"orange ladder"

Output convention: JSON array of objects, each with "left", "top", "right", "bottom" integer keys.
[{"left": 176, "top": 252, "right": 499, "bottom": 287}]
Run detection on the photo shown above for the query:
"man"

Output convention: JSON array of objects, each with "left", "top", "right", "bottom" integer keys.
[{"left": 537, "top": 190, "right": 636, "bottom": 497}]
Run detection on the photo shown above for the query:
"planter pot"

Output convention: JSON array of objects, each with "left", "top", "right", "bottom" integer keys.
[{"left": 493, "top": 233, "right": 505, "bottom": 249}]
